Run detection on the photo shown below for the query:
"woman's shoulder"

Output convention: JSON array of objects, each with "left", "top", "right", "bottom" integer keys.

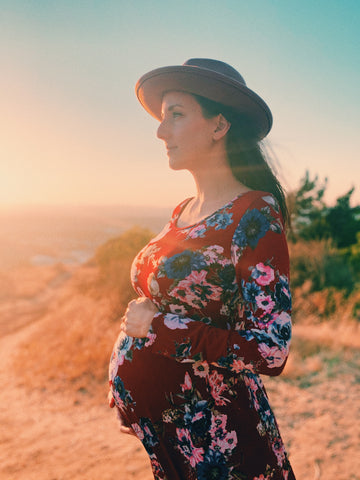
[
  {"left": 241, "top": 190, "right": 279, "bottom": 209},
  {"left": 231, "top": 190, "right": 278, "bottom": 213},
  {"left": 231, "top": 190, "right": 283, "bottom": 228}
]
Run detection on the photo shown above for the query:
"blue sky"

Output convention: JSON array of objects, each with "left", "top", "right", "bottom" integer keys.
[{"left": 1, "top": 0, "right": 359, "bottom": 207}]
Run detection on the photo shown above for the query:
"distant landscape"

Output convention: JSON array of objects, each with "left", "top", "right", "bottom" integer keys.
[
  {"left": 0, "top": 204, "right": 171, "bottom": 270},
  {"left": 1, "top": 188, "right": 360, "bottom": 480}
]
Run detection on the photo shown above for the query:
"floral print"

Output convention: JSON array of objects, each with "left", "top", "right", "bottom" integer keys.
[{"left": 109, "top": 191, "right": 295, "bottom": 479}]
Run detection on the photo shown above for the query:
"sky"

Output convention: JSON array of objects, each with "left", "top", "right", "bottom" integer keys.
[{"left": 1, "top": 0, "right": 359, "bottom": 208}]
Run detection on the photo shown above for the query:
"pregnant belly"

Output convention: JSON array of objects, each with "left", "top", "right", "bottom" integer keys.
[{"left": 109, "top": 331, "right": 188, "bottom": 418}]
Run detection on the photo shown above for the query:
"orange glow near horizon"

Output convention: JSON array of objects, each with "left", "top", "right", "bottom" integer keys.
[{"left": 1, "top": 64, "right": 359, "bottom": 209}]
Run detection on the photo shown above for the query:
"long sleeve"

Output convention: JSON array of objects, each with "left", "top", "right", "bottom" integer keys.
[{"left": 148, "top": 195, "right": 292, "bottom": 376}]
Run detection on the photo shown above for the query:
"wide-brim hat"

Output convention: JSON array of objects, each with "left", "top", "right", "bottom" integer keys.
[{"left": 135, "top": 58, "right": 273, "bottom": 140}]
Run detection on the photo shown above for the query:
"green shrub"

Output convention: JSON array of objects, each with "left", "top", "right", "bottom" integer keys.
[{"left": 290, "top": 240, "right": 356, "bottom": 295}]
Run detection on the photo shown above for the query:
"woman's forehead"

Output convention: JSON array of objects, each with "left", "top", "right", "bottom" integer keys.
[{"left": 161, "top": 91, "right": 200, "bottom": 111}]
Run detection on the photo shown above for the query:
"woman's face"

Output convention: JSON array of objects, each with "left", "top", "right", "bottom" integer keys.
[{"left": 157, "top": 91, "right": 218, "bottom": 171}]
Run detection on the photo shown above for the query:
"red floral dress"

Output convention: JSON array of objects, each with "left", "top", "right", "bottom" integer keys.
[{"left": 109, "top": 190, "right": 295, "bottom": 480}]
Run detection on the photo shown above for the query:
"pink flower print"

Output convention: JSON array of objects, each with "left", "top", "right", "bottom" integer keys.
[
  {"left": 192, "top": 360, "right": 209, "bottom": 378},
  {"left": 255, "top": 293, "right": 275, "bottom": 314},
  {"left": 211, "top": 429, "right": 238, "bottom": 453},
  {"left": 112, "top": 392, "right": 125, "bottom": 409},
  {"left": 231, "top": 357, "right": 255, "bottom": 374},
  {"left": 272, "top": 437, "right": 286, "bottom": 465},
  {"left": 181, "top": 372, "right": 192, "bottom": 392},
  {"left": 208, "top": 371, "right": 230, "bottom": 406},
  {"left": 176, "top": 428, "right": 204, "bottom": 467},
  {"left": 170, "top": 270, "right": 222, "bottom": 308},
  {"left": 218, "top": 257, "right": 232, "bottom": 267},
  {"left": 276, "top": 311, "right": 291, "bottom": 326},
  {"left": 244, "top": 376, "right": 259, "bottom": 393},
  {"left": 210, "top": 413, "right": 227, "bottom": 436},
  {"left": 202, "top": 245, "right": 224, "bottom": 264},
  {"left": 145, "top": 332, "right": 156, "bottom": 347},
  {"left": 253, "top": 475, "right": 271, "bottom": 480},
  {"left": 188, "top": 224, "right": 207, "bottom": 239},
  {"left": 169, "top": 304, "right": 188, "bottom": 315},
  {"left": 164, "top": 314, "right": 192, "bottom": 330},
  {"left": 258, "top": 344, "right": 285, "bottom": 368},
  {"left": 252, "top": 262, "right": 275, "bottom": 286},
  {"left": 131, "top": 423, "right": 144, "bottom": 440},
  {"left": 223, "top": 430, "right": 237, "bottom": 451},
  {"left": 243, "top": 376, "right": 260, "bottom": 409},
  {"left": 149, "top": 454, "right": 165, "bottom": 478}
]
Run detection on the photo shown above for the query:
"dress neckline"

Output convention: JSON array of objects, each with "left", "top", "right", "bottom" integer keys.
[{"left": 174, "top": 190, "right": 255, "bottom": 230}]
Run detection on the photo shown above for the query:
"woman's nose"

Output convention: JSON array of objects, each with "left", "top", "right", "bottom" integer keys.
[{"left": 157, "top": 120, "right": 168, "bottom": 140}]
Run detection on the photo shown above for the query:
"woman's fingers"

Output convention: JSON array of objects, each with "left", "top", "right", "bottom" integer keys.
[
  {"left": 120, "top": 425, "right": 137, "bottom": 436},
  {"left": 115, "top": 408, "right": 137, "bottom": 436},
  {"left": 120, "top": 297, "right": 158, "bottom": 337}
]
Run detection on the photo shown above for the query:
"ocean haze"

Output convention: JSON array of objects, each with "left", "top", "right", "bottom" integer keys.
[{"left": 0, "top": 204, "right": 171, "bottom": 270}]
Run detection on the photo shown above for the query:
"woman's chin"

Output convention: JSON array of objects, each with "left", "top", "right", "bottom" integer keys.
[{"left": 168, "top": 159, "right": 186, "bottom": 171}]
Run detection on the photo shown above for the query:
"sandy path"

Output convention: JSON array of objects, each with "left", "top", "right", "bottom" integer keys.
[
  {"left": 0, "top": 287, "right": 152, "bottom": 480},
  {"left": 1, "top": 265, "right": 359, "bottom": 479}
]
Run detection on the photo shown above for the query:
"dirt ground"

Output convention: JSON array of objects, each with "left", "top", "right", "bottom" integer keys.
[{"left": 1, "top": 264, "right": 359, "bottom": 480}]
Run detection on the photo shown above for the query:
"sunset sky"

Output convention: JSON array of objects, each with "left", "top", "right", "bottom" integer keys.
[{"left": 1, "top": 0, "right": 359, "bottom": 208}]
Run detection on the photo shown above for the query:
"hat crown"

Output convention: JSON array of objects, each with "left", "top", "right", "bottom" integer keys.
[{"left": 183, "top": 58, "right": 246, "bottom": 86}]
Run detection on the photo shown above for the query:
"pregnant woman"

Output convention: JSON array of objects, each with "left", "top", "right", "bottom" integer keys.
[{"left": 109, "top": 58, "right": 295, "bottom": 480}]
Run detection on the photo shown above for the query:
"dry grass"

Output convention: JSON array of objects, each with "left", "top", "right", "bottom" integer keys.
[{"left": 13, "top": 227, "right": 153, "bottom": 404}]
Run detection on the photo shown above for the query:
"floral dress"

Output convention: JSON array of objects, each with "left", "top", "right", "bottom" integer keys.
[{"left": 109, "top": 190, "right": 295, "bottom": 480}]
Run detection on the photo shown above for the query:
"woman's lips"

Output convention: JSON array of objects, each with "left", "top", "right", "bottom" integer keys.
[{"left": 166, "top": 146, "right": 177, "bottom": 153}]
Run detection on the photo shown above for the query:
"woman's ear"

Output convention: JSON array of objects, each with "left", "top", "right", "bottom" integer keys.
[{"left": 213, "top": 114, "right": 231, "bottom": 140}]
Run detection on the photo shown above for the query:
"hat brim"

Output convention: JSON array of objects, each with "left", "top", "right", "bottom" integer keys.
[{"left": 135, "top": 65, "right": 272, "bottom": 140}]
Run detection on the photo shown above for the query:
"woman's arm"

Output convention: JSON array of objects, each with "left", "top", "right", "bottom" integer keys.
[
  {"left": 122, "top": 196, "right": 292, "bottom": 376},
  {"left": 147, "top": 197, "right": 292, "bottom": 376}
]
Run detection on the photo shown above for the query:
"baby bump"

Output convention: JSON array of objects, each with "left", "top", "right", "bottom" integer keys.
[{"left": 109, "top": 331, "right": 190, "bottom": 417}]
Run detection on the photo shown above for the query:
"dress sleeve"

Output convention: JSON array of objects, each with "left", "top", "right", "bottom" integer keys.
[{"left": 148, "top": 195, "right": 292, "bottom": 376}]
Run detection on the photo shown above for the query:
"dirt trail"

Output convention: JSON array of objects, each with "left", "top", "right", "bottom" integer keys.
[
  {"left": 1, "top": 265, "right": 359, "bottom": 480},
  {"left": 0, "top": 274, "right": 152, "bottom": 480}
]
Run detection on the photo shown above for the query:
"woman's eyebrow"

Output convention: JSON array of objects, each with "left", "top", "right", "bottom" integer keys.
[
  {"left": 161, "top": 103, "right": 184, "bottom": 118},
  {"left": 168, "top": 104, "right": 184, "bottom": 110},
  {"left": 163, "top": 104, "right": 184, "bottom": 113}
]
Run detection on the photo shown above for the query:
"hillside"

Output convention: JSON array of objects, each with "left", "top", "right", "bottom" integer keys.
[{"left": 1, "top": 229, "right": 359, "bottom": 479}]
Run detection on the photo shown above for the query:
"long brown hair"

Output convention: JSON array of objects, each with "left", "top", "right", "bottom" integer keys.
[{"left": 192, "top": 94, "right": 289, "bottom": 226}]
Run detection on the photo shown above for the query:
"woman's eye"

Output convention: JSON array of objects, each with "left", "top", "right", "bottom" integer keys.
[{"left": 172, "top": 111, "right": 182, "bottom": 118}]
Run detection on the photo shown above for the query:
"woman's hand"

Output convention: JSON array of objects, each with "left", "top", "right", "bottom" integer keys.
[{"left": 121, "top": 297, "right": 158, "bottom": 338}]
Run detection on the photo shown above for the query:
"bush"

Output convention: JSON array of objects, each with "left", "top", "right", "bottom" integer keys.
[
  {"left": 289, "top": 240, "right": 356, "bottom": 295},
  {"left": 93, "top": 226, "right": 154, "bottom": 309}
]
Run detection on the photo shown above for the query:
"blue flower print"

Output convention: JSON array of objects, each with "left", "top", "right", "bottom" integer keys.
[
  {"left": 188, "top": 224, "right": 207, "bottom": 239},
  {"left": 242, "top": 280, "right": 262, "bottom": 305},
  {"left": 184, "top": 400, "right": 211, "bottom": 438},
  {"left": 164, "top": 314, "right": 192, "bottom": 330},
  {"left": 196, "top": 450, "right": 229, "bottom": 480},
  {"left": 233, "top": 209, "right": 270, "bottom": 249},
  {"left": 275, "top": 275, "right": 292, "bottom": 311},
  {"left": 163, "top": 251, "right": 207, "bottom": 279},
  {"left": 218, "top": 264, "right": 237, "bottom": 292},
  {"left": 269, "top": 313, "right": 292, "bottom": 348},
  {"left": 113, "top": 375, "right": 134, "bottom": 407},
  {"left": 117, "top": 334, "right": 133, "bottom": 354},
  {"left": 139, "top": 417, "right": 159, "bottom": 454},
  {"left": 206, "top": 211, "right": 233, "bottom": 230}
]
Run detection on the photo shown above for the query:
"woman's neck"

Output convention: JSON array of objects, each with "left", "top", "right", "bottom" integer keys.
[{"left": 178, "top": 158, "right": 251, "bottom": 227}]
